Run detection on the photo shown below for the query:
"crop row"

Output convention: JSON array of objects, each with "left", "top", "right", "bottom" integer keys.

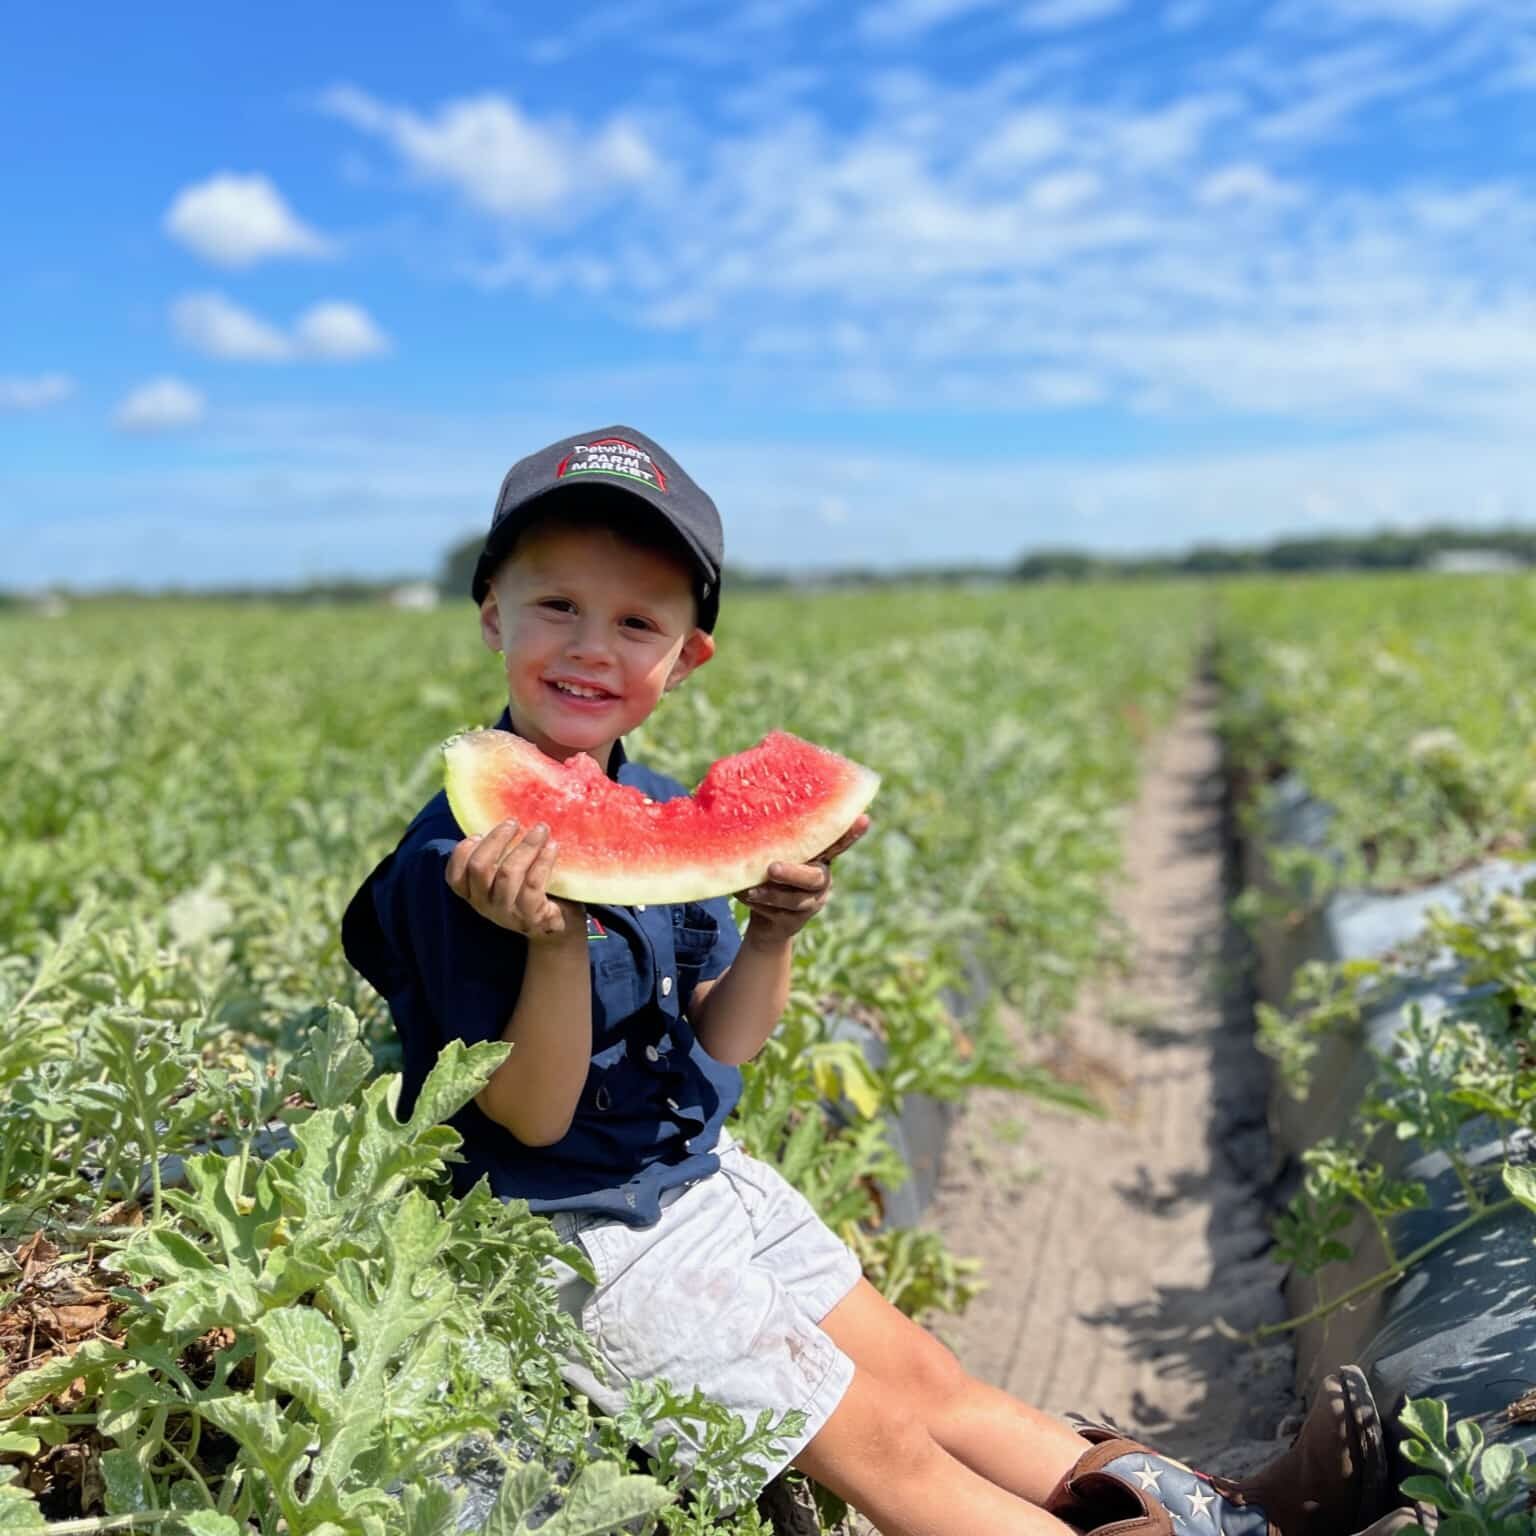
[
  {"left": 1216, "top": 571, "right": 1536, "bottom": 891},
  {"left": 1216, "top": 572, "right": 1536, "bottom": 1527},
  {"left": 0, "top": 586, "right": 1204, "bottom": 1536}
]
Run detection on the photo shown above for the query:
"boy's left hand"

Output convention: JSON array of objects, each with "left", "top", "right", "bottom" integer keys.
[{"left": 735, "top": 815, "right": 871, "bottom": 945}]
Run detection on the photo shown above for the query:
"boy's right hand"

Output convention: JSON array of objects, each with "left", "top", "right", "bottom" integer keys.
[{"left": 446, "top": 820, "right": 584, "bottom": 942}]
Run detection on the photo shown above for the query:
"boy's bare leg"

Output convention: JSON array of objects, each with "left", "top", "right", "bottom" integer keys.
[
  {"left": 818, "top": 1279, "right": 1091, "bottom": 1505},
  {"left": 793, "top": 1365, "right": 1080, "bottom": 1536}
]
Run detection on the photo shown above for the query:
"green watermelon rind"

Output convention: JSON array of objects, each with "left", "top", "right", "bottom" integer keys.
[{"left": 441, "top": 728, "right": 880, "bottom": 906}]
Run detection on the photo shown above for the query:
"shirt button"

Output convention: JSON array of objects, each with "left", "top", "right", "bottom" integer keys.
[
  {"left": 635, "top": 904, "right": 646, "bottom": 912},
  {"left": 666, "top": 1098, "right": 680, "bottom": 1111},
  {"left": 645, "top": 1044, "right": 660, "bottom": 1062},
  {"left": 661, "top": 976, "right": 673, "bottom": 997}
]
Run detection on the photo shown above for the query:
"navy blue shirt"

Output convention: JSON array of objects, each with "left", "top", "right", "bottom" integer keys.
[{"left": 341, "top": 708, "right": 744, "bottom": 1226}]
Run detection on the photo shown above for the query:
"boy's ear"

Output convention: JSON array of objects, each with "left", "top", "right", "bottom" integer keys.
[
  {"left": 479, "top": 591, "right": 505, "bottom": 653},
  {"left": 665, "top": 628, "right": 715, "bottom": 691}
]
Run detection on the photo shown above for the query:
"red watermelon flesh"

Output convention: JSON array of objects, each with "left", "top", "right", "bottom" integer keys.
[{"left": 442, "top": 728, "right": 880, "bottom": 905}]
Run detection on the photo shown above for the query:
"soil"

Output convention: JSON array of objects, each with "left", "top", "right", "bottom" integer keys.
[{"left": 916, "top": 675, "right": 1301, "bottom": 1479}]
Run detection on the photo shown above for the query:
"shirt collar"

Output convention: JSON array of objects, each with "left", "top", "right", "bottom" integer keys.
[{"left": 493, "top": 706, "right": 628, "bottom": 781}]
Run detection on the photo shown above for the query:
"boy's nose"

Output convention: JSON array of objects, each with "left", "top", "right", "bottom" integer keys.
[{"left": 565, "top": 621, "right": 615, "bottom": 662}]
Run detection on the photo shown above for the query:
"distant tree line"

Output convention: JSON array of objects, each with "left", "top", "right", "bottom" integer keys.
[
  {"left": 1, "top": 578, "right": 417, "bottom": 606},
  {"left": 441, "top": 522, "right": 1536, "bottom": 595},
  {"left": 1011, "top": 524, "right": 1536, "bottom": 581}
]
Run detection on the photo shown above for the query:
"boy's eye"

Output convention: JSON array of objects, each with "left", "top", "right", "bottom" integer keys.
[
  {"left": 622, "top": 616, "right": 655, "bottom": 631},
  {"left": 539, "top": 598, "right": 575, "bottom": 613}
]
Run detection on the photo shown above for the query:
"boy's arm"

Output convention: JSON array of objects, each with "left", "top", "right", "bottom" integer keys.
[
  {"left": 691, "top": 814, "right": 871, "bottom": 1066},
  {"left": 690, "top": 926, "right": 793, "bottom": 1067},
  {"left": 446, "top": 819, "right": 593, "bottom": 1146},
  {"left": 475, "top": 928, "right": 591, "bottom": 1144}
]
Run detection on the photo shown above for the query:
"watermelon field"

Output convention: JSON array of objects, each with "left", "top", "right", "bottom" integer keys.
[{"left": 3, "top": 575, "right": 1534, "bottom": 1534}]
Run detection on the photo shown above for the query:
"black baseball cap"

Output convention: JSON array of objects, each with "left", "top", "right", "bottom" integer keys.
[{"left": 470, "top": 425, "right": 723, "bottom": 632}]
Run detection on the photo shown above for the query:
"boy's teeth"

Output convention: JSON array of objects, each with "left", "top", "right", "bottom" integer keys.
[{"left": 554, "top": 681, "right": 605, "bottom": 698}]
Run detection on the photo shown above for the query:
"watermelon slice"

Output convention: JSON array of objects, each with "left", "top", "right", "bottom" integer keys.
[{"left": 442, "top": 728, "right": 880, "bottom": 905}]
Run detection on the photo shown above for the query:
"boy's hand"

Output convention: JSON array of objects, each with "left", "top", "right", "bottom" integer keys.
[
  {"left": 735, "top": 815, "right": 871, "bottom": 946},
  {"left": 446, "top": 820, "right": 584, "bottom": 943}
]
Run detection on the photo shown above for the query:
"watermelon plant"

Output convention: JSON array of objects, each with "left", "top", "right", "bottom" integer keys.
[
  {"left": 1216, "top": 579, "right": 1536, "bottom": 1513},
  {"left": 1215, "top": 571, "right": 1536, "bottom": 891}
]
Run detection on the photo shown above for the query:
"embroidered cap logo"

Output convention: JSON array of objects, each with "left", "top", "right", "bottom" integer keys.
[{"left": 555, "top": 438, "right": 669, "bottom": 494}]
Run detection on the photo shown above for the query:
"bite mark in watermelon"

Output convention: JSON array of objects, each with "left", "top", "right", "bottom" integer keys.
[{"left": 442, "top": 728, "right": 880, "bottom": 905}]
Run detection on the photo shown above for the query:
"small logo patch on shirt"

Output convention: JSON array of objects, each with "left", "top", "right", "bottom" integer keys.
[
  {"left": 556, "top": 438, "right": 667, "bottom": 494},
  {"left": 587, "top": 914, "right": 608, "bottom": 942}
]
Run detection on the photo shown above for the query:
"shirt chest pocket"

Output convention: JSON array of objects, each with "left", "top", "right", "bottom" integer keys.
[
  {"left": 588, "top": 933, "right": 646, "bottom": 1028},
  {"left": 671, "top": 902, "right": 719, "bottom": 987}
]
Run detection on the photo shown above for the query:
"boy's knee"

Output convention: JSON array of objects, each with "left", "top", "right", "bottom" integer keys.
[
  {"left": 797, "top": 1378, "right": 945, "bottom": 1494},
  {"left": 908, "top": 1334, "right": 969, "bottom": 1414}
]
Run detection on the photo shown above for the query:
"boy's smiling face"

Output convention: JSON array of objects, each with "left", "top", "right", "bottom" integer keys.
[{"left": 479, "top": 518, "right": 715, "bottom": 771}]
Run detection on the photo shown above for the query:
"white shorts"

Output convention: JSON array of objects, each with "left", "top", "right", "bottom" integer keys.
[{"left": 542, "top": 1129, "right": 863, "bottom": 1487}]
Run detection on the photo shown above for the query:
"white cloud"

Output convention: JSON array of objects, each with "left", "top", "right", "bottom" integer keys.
[
  {"left": 1197, "top": 164, "right": 1301, "bottom": 206},
  {"left": 0, "top": 373, "right": 74, "bottom": 410},
  {"left": 972, "top": 109, "right": 1070, "bottom": 172},
  {"left": 1019, "top": 0, "right": 1126, "bottom": 30},
  {"left": 1020, "top": 368, "right": 1109, "bottom": 405},
  {"left": 294, "top": 301, "right": 392, "bottom": 360},
  {"left": 1030, "top": 169, "right": 1101, "bottom": 212},
  {"left": 173, "top": 292, "right": 293, "bottom": 361},
  {"left": 1281, "top": 0, "right": 1505, "bottom": 24},
  {"left": 171, "top": 291, "right": 391, "bottom": 362},
  {"left": 858, "top": 0, "right": 1003, "bottom": 42},
  {"left": 164, "top": 173, "right": 334, "bottom": 268},
  {"left": 1163, "top": 0, "right": 1208, "bottom": 28},
  {"left": 318, "top": 85, "right": 660, "bottom": 218},
  {"left": 311, "top": 43, "right": 1536, "bottom": 441},
  {"left": 113, "top": 378, "right": 206, "bottom": 433}
]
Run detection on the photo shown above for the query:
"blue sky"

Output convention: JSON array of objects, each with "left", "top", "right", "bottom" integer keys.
[{"left": 5, "top": 0, "right": 1535, "bottom": 589}]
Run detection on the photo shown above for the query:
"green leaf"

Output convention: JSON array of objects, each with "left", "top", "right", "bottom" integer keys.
[
  {"left": 1502, "top": 1162, "right": 1536, "bottom": 1216},
  {"left": 157, "top": 1271, "right": 263, "bottom": 1335},
  {"left": 199, "top": 1394, "right": 314, "bottom": 1514},
  {"left": 99, "top": 1367, "right": 179, "bottom": 1438},
  {"left": 1400, "top": 1396, "right": 1450, "bottom": 1456},
  {"left": 396, "top": 1482, "right": 462, "bottom": 1536},
  {"left": 536, "top": 1462, "right": 673, "bottom": 1536},
  {"left": 0, "top": 1337, "right": 127, "bottom": 1414},
  {"left": 175, "top": 1513, "right": 244, "bottom": 1536},
  {"left": 0, "top": 1435, "right": 38, "bottom": 1457},
  {"left": 406, "top": 1040, "right": 509, "bottom": 1133},
  {"left": 482, "top": 1461, "right": 553, "bottom": 1536},
  {"left": 1452, "top": 1417, "right": 1484, "bottom": 1461},
  {"left": 0, "top": 1468, "right": 44, "bottom": 1533},
  {"left": 308, "top": 1189, "right": 456, "bottom": 1495},
  {"left": 100, "top": 1446, "right": 150, "bottom": 1515},
  {"left": 1478, "top": 1442, "right": 1517, "bottom": 1494},
  {"left": 1398, "top": 1474, "right": 1451, "bottom": 1507},
  {"left": 253, "top": 1306, "right": 345, "bottom": 1431},
  {"left": 115, "top": 1227, "right": 219, "bottom": 1282},
  {"left": 1438, "top": 1516, "right": 1484, "bottom": 1536},
  {"left": 298, "top": 1002, "right": 376, "bottom": 1112}
]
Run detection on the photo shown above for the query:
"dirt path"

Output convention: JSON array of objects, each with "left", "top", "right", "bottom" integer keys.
[{"left": 921, "top": 675, "right": 1299, "bottom": 1476}]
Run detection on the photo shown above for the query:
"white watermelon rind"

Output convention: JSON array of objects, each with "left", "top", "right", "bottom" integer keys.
[
  {"left": 441, "top": 729, "right": 880, "bottom": 906},
  {"left": 442, "top": 730, "right": 569, "bottom": 845}
]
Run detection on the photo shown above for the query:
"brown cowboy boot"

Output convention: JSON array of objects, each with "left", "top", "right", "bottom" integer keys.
[
  {"left": 1211, "top": 1366, "right": 1391, "bottom": 1536},
  {"left": 1047, "top": 1366, "right": 1398, "bottom": 1536}
]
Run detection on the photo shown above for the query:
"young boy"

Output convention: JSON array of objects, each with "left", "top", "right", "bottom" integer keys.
[{"left": 342, "top": 427, "right": 1406, "bottom": 1536}]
